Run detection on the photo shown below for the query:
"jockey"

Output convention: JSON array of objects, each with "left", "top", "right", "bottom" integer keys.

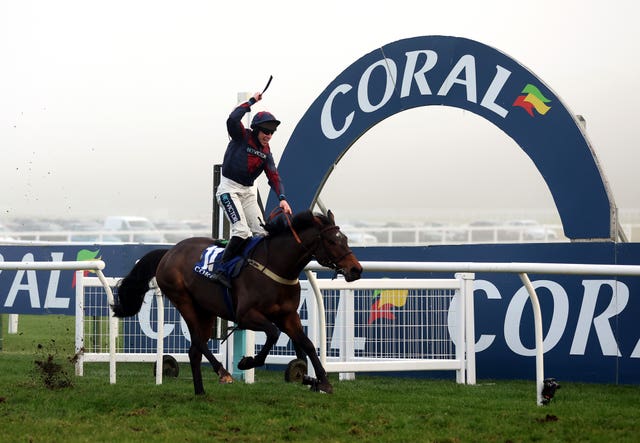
[{"left": 212, "top": 91, "right": 292, "bottom": 288}]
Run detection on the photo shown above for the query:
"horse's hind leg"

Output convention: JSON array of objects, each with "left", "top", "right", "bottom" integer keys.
[
  {"left": 198, "top": 339, "right": 233, "bottom": 384},
  {"left": 235, "top": 311, "right": 281, "bottom": 370},
  {"left": 187, "top": 340, "right": 232, "bottom": 395},
  {"left": 180, "top": 304, "right": 232, "bottom": 395},
  {"left": 188, "top": 343, "right": 205, "bottom": 395}
]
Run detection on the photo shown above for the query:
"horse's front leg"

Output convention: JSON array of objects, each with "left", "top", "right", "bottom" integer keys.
[
  {"left": 280, "top": 313, "right": 333, "bottom": 394},
  {"left": 235, "top": 310, "right": 280, "bottom": 370}
]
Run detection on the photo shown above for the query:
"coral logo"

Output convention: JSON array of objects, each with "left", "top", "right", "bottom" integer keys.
[
  {"left": 368, "top": 289, "right": 409, "bottom": 323},
  {"left": 513, "top": 84, "right": 551, "bottom": 117},
  {"left": 72, "top": 248, "right": 101, "bottom": 287}
]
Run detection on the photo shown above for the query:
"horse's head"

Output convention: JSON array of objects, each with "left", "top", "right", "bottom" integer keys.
[{"left": 311, "top": 210, "right": 363, "bottom": 282}]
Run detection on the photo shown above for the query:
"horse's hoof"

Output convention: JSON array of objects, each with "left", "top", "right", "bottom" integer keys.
[
  {"left": 219, "top": 374, "right": 233, "bottom": 384},
  {"left": 318, "top": 382, "right": 333, "bottom": 394},
  {"left": 237, "top": 356, "right": 255, "bottom": 370},
  {"left": 302, "top": 375, "right": 333, "bottom": 394},
  {"left": 217, "top": 368, "right": 233, "bottom": 384}
]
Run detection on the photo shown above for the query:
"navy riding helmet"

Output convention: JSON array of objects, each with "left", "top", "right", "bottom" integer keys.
[{"left": 251, "top": 111, "right": 281, "bottom": 131}]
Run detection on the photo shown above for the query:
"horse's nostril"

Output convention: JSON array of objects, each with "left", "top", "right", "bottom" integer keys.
[{"left": 342, "top": 265, "right": 362, "bottom": 282}]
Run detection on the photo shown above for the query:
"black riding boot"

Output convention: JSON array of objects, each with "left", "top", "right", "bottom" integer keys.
[
  {"left": 221, "top": 236, "right": 245, "bottom": 262},
  {"left": 211, "top": 236, "right": 245, "bottom": 288}
]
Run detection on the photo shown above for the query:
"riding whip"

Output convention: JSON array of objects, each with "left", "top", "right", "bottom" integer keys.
[{"left": 262, "top": 75, "right": 273, "bottom": 94}]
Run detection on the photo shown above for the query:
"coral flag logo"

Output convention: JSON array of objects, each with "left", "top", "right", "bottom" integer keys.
[
  {"left": 368, "top": 289, "right": 409, "bottom": 323},
  {"left": 513, "top": 84, "right": 551, "bottom": 117},
  {"left": 72, "top": 249, "right": 101, "bottom": 287}
]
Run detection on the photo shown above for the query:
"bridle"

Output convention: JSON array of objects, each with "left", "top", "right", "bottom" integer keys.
[
  {"left": 312, "top": 225, "right": 354, "bottom": 277},
  {"left": 290, "top": 216, "right": 354, "bottom": 277}
]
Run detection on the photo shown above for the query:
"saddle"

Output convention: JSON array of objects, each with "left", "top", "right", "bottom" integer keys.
[{"left": 193, "top": 236, "right": 264, "bottom": 282}]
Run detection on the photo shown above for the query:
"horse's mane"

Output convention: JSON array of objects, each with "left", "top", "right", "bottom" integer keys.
[{"left": 263, "top": 210, "right": 330, "bottom": 237}]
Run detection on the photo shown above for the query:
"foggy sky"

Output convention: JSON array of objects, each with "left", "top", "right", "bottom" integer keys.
[{"left": 1, "top": 0, "right": 639, "bottom": 225}]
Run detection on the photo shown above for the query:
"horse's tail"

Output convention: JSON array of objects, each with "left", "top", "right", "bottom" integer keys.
[{"left": 111, "top": 249, "right": 169, "bottom": 318}]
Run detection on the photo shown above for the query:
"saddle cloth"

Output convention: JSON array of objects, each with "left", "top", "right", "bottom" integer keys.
[{"left": 193, "top": 236, "right": 263, "bottom": 281}]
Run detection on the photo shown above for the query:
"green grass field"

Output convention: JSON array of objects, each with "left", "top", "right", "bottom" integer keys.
[{"left": 1, "top": 314, "right": 639, "bottom": 442}]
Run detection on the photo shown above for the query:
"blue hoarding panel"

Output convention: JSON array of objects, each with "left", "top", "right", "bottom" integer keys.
[
  {"left": 2, "top": 242, "right": 638, "bottom": 384},
  {"left": 0, "top": 244, "right": 164, "bottom": 315},
  {"left": 350, "top": 242, "right": 640, "bottom": 384}
]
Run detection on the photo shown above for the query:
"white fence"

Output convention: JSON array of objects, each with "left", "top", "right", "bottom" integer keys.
[
  {"left": 315, "top": 261, "right": 640, "bottom": 405},
  {"left": 71, "top": 260, "right": 640, "bottom": 405},
  {"left": 75, "top": 271, "right": 476, "bottom": 387},
  {"left": 8, "top": 222, "right": 640, "bottom": 245},
  {"left": 0, "top": 260, "right": 116, "bottom": 380},
  {"left": 6, "top": 259, "right": 640, "bottom": 405},
  {"left": 304, "top": 272, "right": 475, "bottom": 383},
  {"left": 0, "top": 224, "right": 567, "bottom": 245},
  {"left": 75, "top": 274, "right": 226, "bottom": 386}
]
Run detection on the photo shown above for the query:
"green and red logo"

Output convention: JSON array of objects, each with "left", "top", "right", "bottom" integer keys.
[
  {"left": 368, "top": 289, "right": 409, "bottom": 323},
  {"left": 71, "top": 248, "right": 101, "bottom": 287},
  {"left": 513, "top": 84, "right": 551, "bottom": 117}
]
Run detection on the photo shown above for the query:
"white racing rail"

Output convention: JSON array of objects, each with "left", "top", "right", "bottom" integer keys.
[
  {"left": 303, "top": 272, "right": 475, "bottom": 384},
  {"left": 306, "top": 261, "right": 640, "bottom": 405},
  {"left": 67, "top": 260, "right": 640, "bottom": 406},
  {"left": 0, "top": 261, "right": 116, "bottom": 383},
  {"left": 75, "top": 273, "right": 470, "bottom": 387}
]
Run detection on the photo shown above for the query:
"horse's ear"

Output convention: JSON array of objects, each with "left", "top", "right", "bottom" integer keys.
[
  {"left": 327, "top": 210, "right": 335, "bottom": 224},
  {"left": 312, "top": 214, "right": 324, "bottom": 228}
]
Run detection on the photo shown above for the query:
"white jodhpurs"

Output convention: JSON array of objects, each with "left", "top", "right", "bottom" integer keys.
[{"left": 215, "top": 175, "right": 266, "bottom": 239}]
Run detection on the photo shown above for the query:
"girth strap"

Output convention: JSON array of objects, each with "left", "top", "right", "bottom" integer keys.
[{"left": 247, "top": 258, "right": 299, "bottom": 285}]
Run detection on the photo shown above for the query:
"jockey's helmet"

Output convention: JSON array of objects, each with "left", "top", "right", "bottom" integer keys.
[{"left": 251, "top": 111, "right": 281, "bottom": 131}]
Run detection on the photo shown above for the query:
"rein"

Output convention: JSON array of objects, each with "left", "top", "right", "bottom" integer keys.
[
  {"left": 268, "top": 207, "right": 302, "bottom": 244},
  {"left": 264, "top": 208, "right": 354, "bottom": 279}
]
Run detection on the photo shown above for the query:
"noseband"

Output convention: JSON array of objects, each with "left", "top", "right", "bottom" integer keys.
[
  {"left": 308, "top": 225, "right": 355, "bottom": 277},
  {"left": 268, "top": 209, "right": 354, "bottom": 277}
]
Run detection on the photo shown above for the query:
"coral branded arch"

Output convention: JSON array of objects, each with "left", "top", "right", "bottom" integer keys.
[
  {"left": 268, "top": 35, "right": 617, "bottom": 240},
  {"left": 264, "top": 36, "right": 640, "bottom": 384}
]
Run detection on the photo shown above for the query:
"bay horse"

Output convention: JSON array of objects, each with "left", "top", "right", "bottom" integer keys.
[{"left": 110, "top": 210, "right": 363, "bottom": 395}]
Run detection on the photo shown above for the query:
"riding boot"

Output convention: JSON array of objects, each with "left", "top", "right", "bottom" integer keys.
[
  {"left": 221, "top": 236, "right": 245, "bottom": 263},
  {"left": 211, "top": 236, "right": 245, "bottom": 288}
]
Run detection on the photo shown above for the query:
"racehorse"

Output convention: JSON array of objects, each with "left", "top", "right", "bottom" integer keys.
[{"left": 110, "top": 210, "right": 363, "bottom": 395}]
